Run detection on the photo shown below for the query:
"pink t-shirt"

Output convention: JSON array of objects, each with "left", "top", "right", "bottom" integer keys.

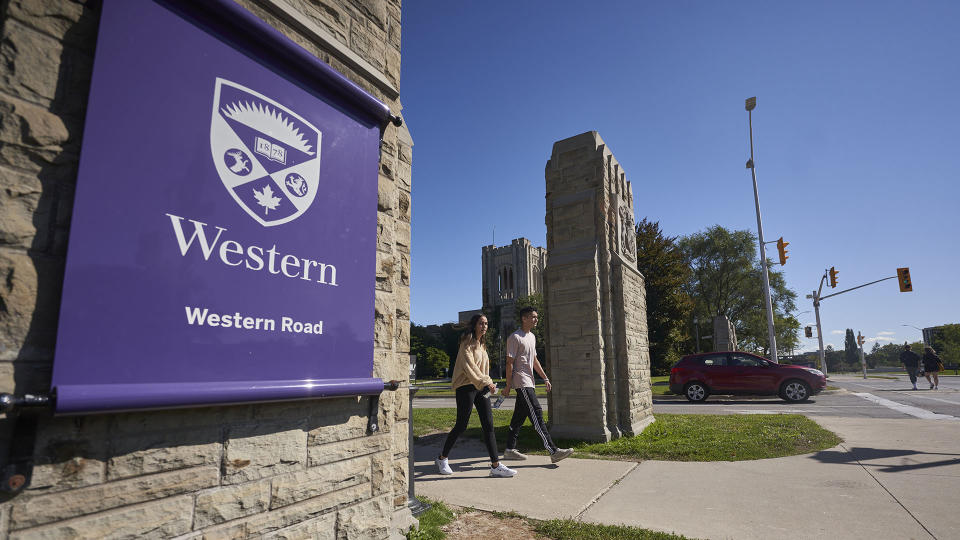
[{"left": 506, "top": 330, "right": 537, "bottom": 388}]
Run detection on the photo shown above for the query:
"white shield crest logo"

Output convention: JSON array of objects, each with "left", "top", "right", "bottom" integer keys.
[{"left": 210, "top": 78, "right": 322, "bottom": 227}]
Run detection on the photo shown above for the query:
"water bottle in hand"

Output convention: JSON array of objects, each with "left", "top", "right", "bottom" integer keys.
[{"left": 492, "top": 391, "right": 505, "bottom": 409}]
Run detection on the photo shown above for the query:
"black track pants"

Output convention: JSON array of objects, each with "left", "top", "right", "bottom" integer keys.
[{"left": 506, "top": 387, "right": 557, "bottom": 453}]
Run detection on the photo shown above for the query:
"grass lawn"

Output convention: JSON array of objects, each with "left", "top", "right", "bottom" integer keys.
[
  {"left": 406, "top": 498, "right": 455, "bottom": 540},
  {"left": 415, "top": 375, "right": 674, "bottom": 397},
  {"left": 413, "top": 378, "right": 548, "bottom": 397},
  {"left": 534, "top": 519, "right": 695, "bottom": 540},
  {"left": 408, "top": 498, "right": 696, "bottom": 540},
  {"left": 650, "top": 375, "right": 672, "bottom": 395},
  {"left": 413, "top": 409, "right": 840, "bottom": 461}
]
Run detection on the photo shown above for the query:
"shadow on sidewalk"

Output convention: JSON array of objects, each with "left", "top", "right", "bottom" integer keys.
[
  {"left": 812, "top": 446, "right": 960, "bottom": 473},
  {"left": 413, "top": 439, "right": 559, "bottom": 484}
]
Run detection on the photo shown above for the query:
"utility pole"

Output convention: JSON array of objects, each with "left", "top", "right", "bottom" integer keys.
[{"left": 745, "top": 96, "right": 778, "bottom": 362}]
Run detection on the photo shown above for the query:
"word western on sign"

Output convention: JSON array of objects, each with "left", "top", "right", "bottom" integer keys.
[
  {"left": 166, "top": 214, "right": 339, "bottom": 286},
  {"left": 50, "top": 0, "right": 393, "bottom": 414}
]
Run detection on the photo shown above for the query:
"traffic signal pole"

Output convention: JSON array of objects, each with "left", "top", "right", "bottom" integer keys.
[
  {"left": 813, "top": 289, "right": 827, "bottom": 377},
  {"left": 858, "top": 332, "right": 867, "bottom": 380},
  {"left": 746, "top": 97, "right": 779, "bottom": 363},
  {"left": 808, "top": 272, "right": 903, "bottom": 378}
]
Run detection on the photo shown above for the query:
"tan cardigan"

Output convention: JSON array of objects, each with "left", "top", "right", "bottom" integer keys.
[{"left": 450, "top": 338, "right": 494, "bottom": 390}]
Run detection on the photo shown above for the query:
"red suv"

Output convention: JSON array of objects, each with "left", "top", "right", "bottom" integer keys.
[{"left": 669, "top": 351, "right": 826, "bottom": 402}]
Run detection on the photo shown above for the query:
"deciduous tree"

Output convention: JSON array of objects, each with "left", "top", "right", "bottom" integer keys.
[
  {"left": 679, "top": 225, "right": 799, "bottom": 357},
  {"left": 634, "top": 218, "right": 692, "bottom": 375}
]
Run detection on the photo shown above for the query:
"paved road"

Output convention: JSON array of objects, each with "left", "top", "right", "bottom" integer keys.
[{"left": 414, "top": 375, "right": 960, "bottom": 420}]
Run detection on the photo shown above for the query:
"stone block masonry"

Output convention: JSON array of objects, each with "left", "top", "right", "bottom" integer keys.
[
  {"left": 0, "top": 0, "right": 413, "bottom": 538},
  {"left": 544, "top": 131, "right": 654, "bottom": 442}
]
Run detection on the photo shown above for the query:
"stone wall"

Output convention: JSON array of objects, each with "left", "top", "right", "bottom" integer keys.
[
  {"left": 0, "top": 0, "right": 413, "bottom": 538},
  {"left": 543, "top": 131, "right": 653, "bottom": 442}
]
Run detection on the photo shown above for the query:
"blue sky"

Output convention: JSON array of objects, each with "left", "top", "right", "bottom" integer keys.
[{"left": 400, "top": 1, "right": 959, "bottom": 352}]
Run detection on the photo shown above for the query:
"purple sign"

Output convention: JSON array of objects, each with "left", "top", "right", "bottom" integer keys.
[{"left": 51, "top": 0, "right": 389, "bottom": 413}]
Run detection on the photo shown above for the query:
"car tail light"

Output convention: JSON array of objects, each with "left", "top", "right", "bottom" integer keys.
[{"left": 671, "top": 367, "right": 680, "bottom": 374}]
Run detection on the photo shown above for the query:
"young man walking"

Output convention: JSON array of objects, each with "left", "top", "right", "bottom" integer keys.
[
  {"left": 501, "top": 307, "right": 573, "bottom": 464},
  {"left": 900, "top": 344, "right": 921, "bottom": 390}
]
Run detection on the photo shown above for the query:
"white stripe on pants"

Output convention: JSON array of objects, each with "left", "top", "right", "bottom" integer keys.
[{"left": 507, "top": 387, "right": 556, "bottom": 453}]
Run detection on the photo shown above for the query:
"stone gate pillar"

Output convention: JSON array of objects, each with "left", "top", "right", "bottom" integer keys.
[
  {"left": 713, "top": 315, "right": 738, "bottom": 351},
  {"left": 543, "top": 131, "right": 655, "bottom": 442}
]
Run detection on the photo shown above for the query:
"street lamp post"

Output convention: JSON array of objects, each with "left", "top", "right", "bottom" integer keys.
[
  {"left": 901, "top": 324, "right": 927, "bottom": 348},
  {"left": 746, "top": 97, "right": 779, "bottom": 363}
]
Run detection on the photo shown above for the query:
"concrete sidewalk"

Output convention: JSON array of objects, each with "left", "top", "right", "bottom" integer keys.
[{"left": 414, "top": 416, "right": 960, "bottom": 539}]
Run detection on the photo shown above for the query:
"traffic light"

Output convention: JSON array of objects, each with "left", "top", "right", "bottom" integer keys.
[
  {"left": 857, "top": 333, "right": 865, "bottom": 346},
  {"left": 897, "top": 267, "right": 913, "bottom": 292},
  {"left": 804, "top": 326, "right": 813, "bottom": 338},
  {"left": 829, "top": 266, "right": 839, "bottom": 288},
  {"left": 776, "top": 237, "right": 789, "bottom": 266}
]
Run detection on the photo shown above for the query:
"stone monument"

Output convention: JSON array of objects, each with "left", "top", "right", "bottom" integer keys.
[
  {"left": 713, "top": 315, "right": 738, "bottom": 351},
  {"left": 543, "top": 131, "right": 655, "bottom": 442}
]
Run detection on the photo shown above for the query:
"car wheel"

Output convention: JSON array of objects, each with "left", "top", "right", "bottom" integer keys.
[
  {"left": 684, "top": 382, "right": 709, "bottom": 402},
  {"left": 781, "top": 380, "right": 811, "bottom": 402}
]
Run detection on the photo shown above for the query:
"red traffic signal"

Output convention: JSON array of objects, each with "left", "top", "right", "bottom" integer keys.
[
  {"left": 897, "top": 267, "right": 912, "bottom": 292},
  {"left": 829, "top": 267, "right": 839, "bottom": 288},
  {"left": 776, "top": 237, "right": 789, "bottom": 266}
]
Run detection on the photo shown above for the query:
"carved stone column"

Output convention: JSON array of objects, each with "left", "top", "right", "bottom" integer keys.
[{"left": 544, "top": 132, "right": 654, "bottom": 442}]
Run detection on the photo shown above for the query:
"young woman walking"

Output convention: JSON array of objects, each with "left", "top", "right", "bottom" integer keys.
[
  {"left": 923, "top": 346, "right": 943, "bottom": 390},
  {"left": 435, "top": 314, "right": 516, "bottom": 478}
]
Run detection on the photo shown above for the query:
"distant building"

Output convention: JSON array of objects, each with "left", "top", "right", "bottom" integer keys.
[
  {"left": 457, "top": 238, "right": 546, "bottom": 367},
  {"left": 458, "top": 309, "right": 483, "bottom": 325},
  {"left": 456, "top": 238, "right": 546, "bottom": 377},
  {"left": 481, "top": 238, "right": 546, "bottom": 333},
  {"left": 924, "top": 324, "right": 956, "bottom": 352}
]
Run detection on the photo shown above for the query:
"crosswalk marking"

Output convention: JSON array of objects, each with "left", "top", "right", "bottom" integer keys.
[{"left": 851, "top": 392, "right": 958, "bottom": 420}]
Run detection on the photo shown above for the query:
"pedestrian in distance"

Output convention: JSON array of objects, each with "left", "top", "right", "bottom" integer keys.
[
  {"left": 501, "top": 307, "right": 574, "bottom": 464},
  {"left": 922, "top": 346, "right": 943, "bottom": 390},
  {"left": 435, "top": 314, "right": 517, "bottom": 478},
  {"left": 899, "top": 344, "right": 922, "bottom": 390}
]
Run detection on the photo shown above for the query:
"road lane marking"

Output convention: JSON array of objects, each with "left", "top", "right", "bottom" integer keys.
[{"left": 852, "top": 392, "right": 958, "bottom": 420}]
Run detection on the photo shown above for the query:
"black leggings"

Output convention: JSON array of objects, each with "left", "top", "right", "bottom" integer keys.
[{"left": 441, "top": 385, "right": 499, "bottom": 464}]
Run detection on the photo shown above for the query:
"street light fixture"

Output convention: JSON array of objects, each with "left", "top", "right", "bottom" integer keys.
[
  {"left": 901, "top": 324, "right": 927, "bottom": 348},
  {"left": 745, "top": 96, "right": 779, "bottom": 363}
]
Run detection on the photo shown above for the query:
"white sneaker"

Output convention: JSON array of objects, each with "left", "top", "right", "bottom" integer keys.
[
  {"left": 490, "top": 463, "right": 517, "bottom": 477},
  {"left": 435, "top": 457, "right": 452, "bottom": 475},
  {"left": 503, "top": 448, "right": 528, "bottom": 460},
  {"left": 550, "top": 448, "right": 574, "bottom": 463}
]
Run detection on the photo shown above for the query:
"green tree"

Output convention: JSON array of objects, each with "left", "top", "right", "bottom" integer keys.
[
  {"left": 844, "top": 329, "right": 858, "bottom": 371},
  {"left": 634, "top": 218, "right": 692, "bottom": 375},
  {"left": 866, "top": 341, "right": 924, "bottom": 368},
  {"left": 419, "top": 347, "right": 450, "bottom": 378},
  {"left": 679, "top": 225, "right": 799, "bottom": 357},
  {"left": 930, "top": 324, "right": 960, "bottom": 367}
]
